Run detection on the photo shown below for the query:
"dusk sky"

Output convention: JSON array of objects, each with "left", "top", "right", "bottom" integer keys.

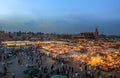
[{"left": 0, "top": 0, "right": 120, "bottom": 35}]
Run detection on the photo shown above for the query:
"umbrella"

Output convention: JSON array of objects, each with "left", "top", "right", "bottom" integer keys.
[
  {"left": 51, "top": 75, "right": 67, "bottom": 78},
  {"left": 23, "top": 69, "right": 39, "bottom": 75}
]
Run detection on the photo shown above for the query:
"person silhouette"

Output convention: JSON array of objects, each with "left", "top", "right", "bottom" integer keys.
[{"left": 12, "top": 72, "right": 15, "bottom": 78}]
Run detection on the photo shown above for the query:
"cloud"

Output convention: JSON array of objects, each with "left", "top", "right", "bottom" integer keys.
[
  {"left": 0, "top": 0, "right": 120, "bottom": 35},
  {"left": 0, "top": 15, "right": 120, "bottom": 35}
]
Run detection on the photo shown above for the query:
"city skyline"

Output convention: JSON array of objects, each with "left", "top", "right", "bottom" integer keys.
[{"left": 0, "top": 0, "right": 120, "bottom": 35}]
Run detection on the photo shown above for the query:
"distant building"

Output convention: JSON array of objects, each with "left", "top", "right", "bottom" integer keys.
[
  {"left": 94, "top": 28, "right": 99, "bottom": 40},
  {"left": 0, "top": 31, "right": 9, "bottom": 41},
  {"left": 73, "top": 28, "right": 99, "bottom": 40}
]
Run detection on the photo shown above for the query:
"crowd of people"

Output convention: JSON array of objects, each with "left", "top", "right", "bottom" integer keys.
[{"left": 0, "top": 45, "right": 119, "bottom": 78}]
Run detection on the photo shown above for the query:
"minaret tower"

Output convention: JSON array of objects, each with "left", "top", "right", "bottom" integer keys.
[{"left": 94, "top": 28, "right": 99, "bottom": 40}]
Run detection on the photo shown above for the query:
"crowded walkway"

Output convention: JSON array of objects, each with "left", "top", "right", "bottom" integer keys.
[{"left": 0, "top": 46, "right": 119, "bottom": 78}]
